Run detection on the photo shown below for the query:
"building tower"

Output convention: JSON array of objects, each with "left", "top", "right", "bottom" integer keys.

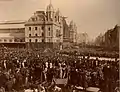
[
  {"left": 69, "top": 21, "right": 77, "bottom": 43},
  {"left": 46, "top": 0, "right": 54, "bottom": 21}
]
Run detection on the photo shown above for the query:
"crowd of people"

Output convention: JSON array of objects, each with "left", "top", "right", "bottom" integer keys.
[{"left": 0, "top": 47, "right": 119, "bottom": 92}]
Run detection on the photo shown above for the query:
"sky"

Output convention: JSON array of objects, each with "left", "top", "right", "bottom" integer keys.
[{"left": 0, "top": 0, "right": 120, "bottom": 39}]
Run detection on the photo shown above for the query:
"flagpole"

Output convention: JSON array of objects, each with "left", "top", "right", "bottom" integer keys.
[{"left": 50, "top": 0, "right": 52, "bottom": 4}]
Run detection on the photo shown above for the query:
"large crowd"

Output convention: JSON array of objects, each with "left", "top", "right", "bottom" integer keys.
[{"left": 0, "top": 47, "right": 119, "bottom": 92}]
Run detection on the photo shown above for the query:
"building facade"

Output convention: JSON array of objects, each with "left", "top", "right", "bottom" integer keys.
[
  {"left": 25, "top": 4, "right": 63, "bottom": 49},
  {"left": 0, "top": 3, "right": 77, "bottom": 49}
]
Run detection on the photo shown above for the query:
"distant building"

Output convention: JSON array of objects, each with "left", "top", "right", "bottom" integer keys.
[
  {"left": 69, "top": 21, "right": 77, "bottom": 43},
  {"left": 62, "top": 17, "right": 69, "bottom": 42},
  {"left": 94, "top": 25, "right": 119, "bottom": 50},
  {"left": 104, "top": 25, "right": 119, "bottom": 49},
  {"left": 77, "top": 33, "right": 89, "bottom": 44}
]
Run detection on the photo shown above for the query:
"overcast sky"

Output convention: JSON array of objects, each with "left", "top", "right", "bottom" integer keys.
[{"left": 0, "top": 0, "right": 120, "bottom": 39}]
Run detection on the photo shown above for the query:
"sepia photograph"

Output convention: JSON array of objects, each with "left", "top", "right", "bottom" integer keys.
[{"left": 0, "top": 0, "right": 119, "bottom": 92}]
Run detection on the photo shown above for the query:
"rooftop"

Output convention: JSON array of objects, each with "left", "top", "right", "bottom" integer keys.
[{"left": 0, "top": 22, "right": 25, "bottom": 29}]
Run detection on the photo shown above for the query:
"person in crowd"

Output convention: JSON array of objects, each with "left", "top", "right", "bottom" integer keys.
[{"left": 0, "top": 47, "right": 119, "bottom": 92}]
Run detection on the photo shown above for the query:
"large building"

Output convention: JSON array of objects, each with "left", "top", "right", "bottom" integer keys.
[
  {"left": 0, "top": 21, "right": 25, "bottom": 48},
  {"left": 0, "top": 3, "right": 77, "bottom": 49}
]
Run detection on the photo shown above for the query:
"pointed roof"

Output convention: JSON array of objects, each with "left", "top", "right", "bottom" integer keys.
[
  {"left": 46, "top": 3, "right": 54, "bottom": 12},
  {"left": 69, "top": 20, "right": 74, "bottom": 26},
  {"left": 56, "top": 8, "right": 62, "bottom": 16}
]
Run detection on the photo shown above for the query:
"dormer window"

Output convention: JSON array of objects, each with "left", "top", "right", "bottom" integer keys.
[{"left": 32, "top": 18, "right": 35, "bottom": 21}]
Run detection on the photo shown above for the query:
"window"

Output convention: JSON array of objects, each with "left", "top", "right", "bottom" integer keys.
[
  {"left": 42, "top": 39, "right": 44, "bottom": 42},
  {"left": 29, "top": 39, "right": 31, "bottom": 42},
  {"left": 56, "top": 29, "right": 60, "bottom": 37},
  {"left": 48, "top": 27, "right": 50, "bottom": 31},
  {"left": 9, "top": 39, "right": 12, "bottom": 42},
  {"left": 48, "top": 32, "right": 50, "bottom": 36},
  {"left": 35, "top": 39, "right": 38, "bottom": 42},
  {"left": 35, "top": 27, "right": 37, "bottom": 30},
  {"left": 35, "top": 33, "right": 38, "bottom": 36},
  {"left": 42, "top": 32, "right": 44, "bottom": 36},
  {"left": 32, "top": 18, "right": 35, "bottom": 21},
  {"left": 48, "top": 39, "right": 50, "bottom": 42},
  {"left": 20, "top": 39, "right": 23, "bottom": 42},
  {"left": 58, "top": 16, "right": 59, "bottom": 22},
  {"left": 29, "top": 27, "right": 31, "bottom": 31},
  {"left": 42, "top": 26, "right": 44, "bottom": 30},
  {"left": 29, "top": 34, "right": 31, "bottom": 37},
  {"left": 4, "top": 39, "right": 7, "bottom": 42},
  {"left": 14, "top": 39, "right": 17, "bottom": 42}
]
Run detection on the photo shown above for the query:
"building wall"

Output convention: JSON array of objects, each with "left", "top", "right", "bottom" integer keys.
[
  {"left": 25, "top": 7, "right": 63, "bottom": 49},
  {"left": 25, "top": 25, "right": 44, "bottom": 42},
  {"left": 0, "top": 28, "right": 25, "bottom": 43}
]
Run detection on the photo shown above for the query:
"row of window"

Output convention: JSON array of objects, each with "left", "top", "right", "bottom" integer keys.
[
  {"left": 29, "top": 32, "right": 45, "bottom": 37},
  {"left": 28, "top": 30, "right": 60, "bottom": 37},
  {"left": 29, "top": 39, "right": 44, "bottom": 42},
  {"left": 29, "top": 39, "right": 51, "bottom": 42},
  {"left": 29, "top": 31, "right": 51, "bottom": 37},
  {"left": 0, "top": 39, "right": 24, "bottom": 42},
  {"left": 29, "top": 26, "right": 51, "bottom": 31},
  {"left": 29, "top": 26, "right": 46, "bottom": 31},
  {"left": 0, "top": 39, "right": 13, "bottom": 42}
]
